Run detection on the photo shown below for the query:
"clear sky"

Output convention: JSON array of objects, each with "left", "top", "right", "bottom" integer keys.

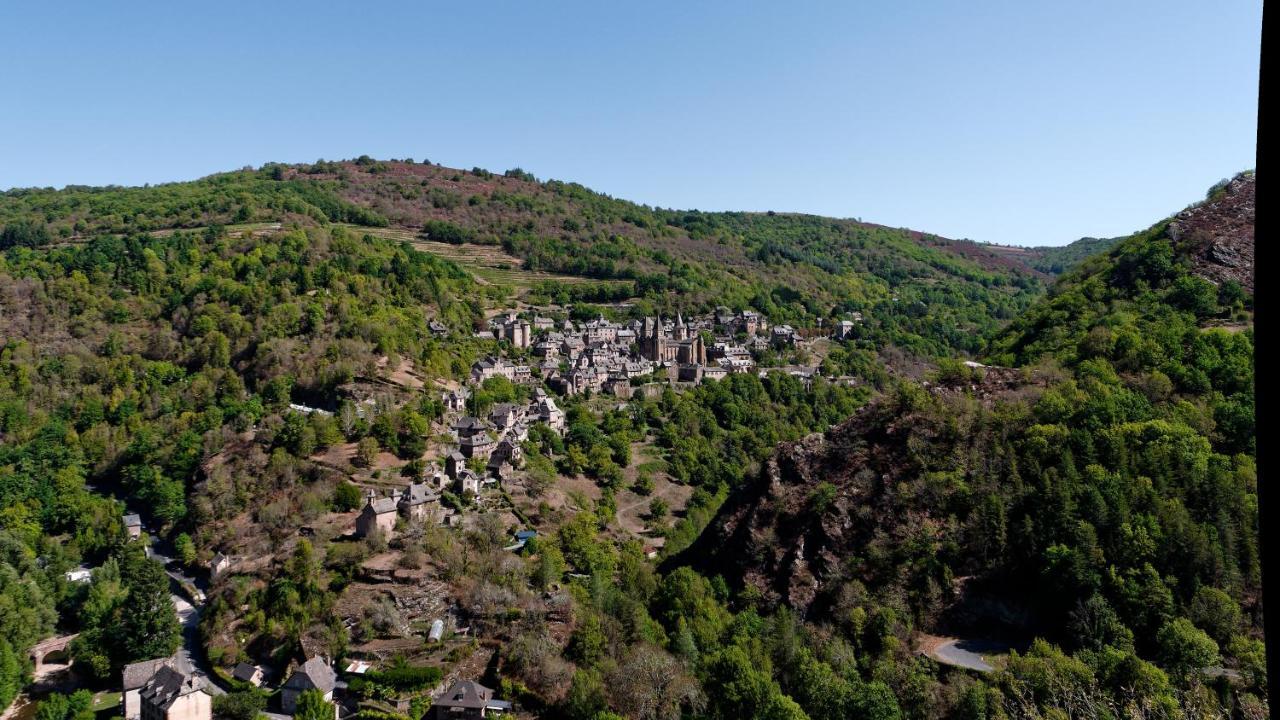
[{"left": 0, "top": 1, "right": 1260, "bottom": 246}]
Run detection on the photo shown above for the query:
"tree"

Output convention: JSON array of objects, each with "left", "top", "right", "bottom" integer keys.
[
  {"left": 563, "top": 669, "right": 607, "bottom": 720},
  {"left": 607, "top": 645, "right": 703, "bottom": 720},
  {"left": 293, "top": 689, "right": 333, "bottom": 720},
  {"left": 532, "top": 544, "right": 565, "bottom": 590},
  {"left": 118, "top": 548, "right": 181, "bottom": 664},
  {"left": 34, "top": 690, "right": 92, "bottom": 720},
  {"left": 566, "top": 613, "right": 606, "bottom": 668},
  {"left": 1156, "top": 618, "right": 1219, "bottom": 678},
  {"left": 174, "top": 533, "right": 196, "bottom": 567},
  {"left": 1187, "top": 586, "right": 1241, "bottom": 646},
  {"left": 0, "top": 639, "right": 24, "bottom": 713},
  {"left": 355, "top": 437, "right": 380, "bottom": 467},
  {"left": 0, "top": 220, "right": 50, "bottom": 250},
  {"left": 703, "top": 646, "right": 809, "bottom": 720},
  {"left": 212, "top": 690, "right": 266, "bottom": 720},
  {"left": 332, "top": 481, "right": 363, "bottom": 511},
  {"left": 850, "top": 682, "right": 901, "bottom": 720}
]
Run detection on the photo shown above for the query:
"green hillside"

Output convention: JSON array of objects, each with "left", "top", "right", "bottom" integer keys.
[
  {"left": 0, "top": 164, "right": 1256, "bottom": 720},
  {"left": 2, "top": 159, "right": 1047, "bottom": 356},
  {"left": 684, "top": 173, "right": 1258, "bottom": 718}
]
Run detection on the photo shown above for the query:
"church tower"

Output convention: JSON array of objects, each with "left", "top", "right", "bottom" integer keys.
[{"left": 649, "top": 315, "right": 664, "bottom": 362}]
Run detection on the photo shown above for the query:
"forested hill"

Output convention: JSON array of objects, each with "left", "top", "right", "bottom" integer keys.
[
  {"left": 983, "top": 235, "right": 1122, "bottom": 276},
  {"left": 687, "top": 172, "right": 1258, "bottom": 716},
  {"left": 988, "top": 171, "right": 1254, "bottom": 365},
  {"left": 1, "top": 158, "right": 1051, "bottom": 356}
]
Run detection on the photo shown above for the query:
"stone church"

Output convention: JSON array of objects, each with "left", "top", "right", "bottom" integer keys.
[{"left": 638, "top": 313, "right": 707, "bottom": 365}]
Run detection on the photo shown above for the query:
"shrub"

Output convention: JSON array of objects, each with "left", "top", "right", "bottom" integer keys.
[{"left": 333, "top": 481, "right": 363, "bottom": 511}]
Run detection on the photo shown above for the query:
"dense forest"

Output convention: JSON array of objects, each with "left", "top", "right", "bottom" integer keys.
[
  {"left": 0, "top": 162, "right": 1258, "bottom": 720},
  {"left": 687, "top": 172, "right": 1259, "bottom": 718}
]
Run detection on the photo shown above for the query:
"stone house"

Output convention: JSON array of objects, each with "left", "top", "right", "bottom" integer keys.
[
  {"left": 532, "top": 340, "right": 559, "bottom": 358},
  {"left": 136, "top": 664, "right": 209, "bottom": 720},
  {"left": 500, "top": 319, "right": 532, "bottom": 349},
  {"left": 452, "top": 416, "right": 490, "bottom": 439},
  {"left": 210, "top": 553, "right": 233, "bottom": 578},
  {"left": 603, "top": 377, "right": 632, "bottom": 397},
  {"left": 770, "top": 325, "right": 797, "bottom": 348},
  {"left": 534, "top": 397, "right": 566, "bottom": 433},
  {"left": 398, "top": 481, "right": 438, "bottom": 523},
  {"left": 280, "top": 656, "right": 337, "bottom": 717},
  {"left": 124, "top": 513, "right": 143, "bottom": 540},
  {"left": 488, "top": 403, "right": 524, "bottom": 430},
  {"left": 124, "top": 658, "right": 180, "bottom": 720},
  {"left": 430, "top": 680, "right": 511, "bottom": 719},
  {"left": 446, "top": 451, "right": 467, "bottom": 480},
  {"left": 231, "top": 662, "right": 264, "bottom": 687},
  {"left": 459, "top": 432, "right": 496, "bottom": 459},
  {"left": 488, "top": 438, "right": 522, "bottom": 468},
  {"left": 442, "top": 388, "right": 470, "bottom": 413},
  {"left": 457, "top": 470, "right": 481, "bottom": 496}
]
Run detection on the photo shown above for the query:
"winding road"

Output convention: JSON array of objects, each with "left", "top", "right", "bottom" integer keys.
[
  {"left": 145, "top": 542, "right": 225, "bottom": 696},
  {"left": 919, "top": 635, "right": 1008, "bottom": 673}
]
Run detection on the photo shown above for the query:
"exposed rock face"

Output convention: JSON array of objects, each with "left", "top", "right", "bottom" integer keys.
[
  {"left": 690, "top": 368, "right": 1042, "bottom": 619},
  {"left": 1167, "top": 173, "right": 1255, "bottom": 293}
]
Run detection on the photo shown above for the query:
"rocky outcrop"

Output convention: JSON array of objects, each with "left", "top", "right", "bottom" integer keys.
[
  {"left": 1168, "top": 172, "right": 1255, "bottom": 293},
  {"left": 689, "top": 368, "right": 1042, "bottom": 619}
]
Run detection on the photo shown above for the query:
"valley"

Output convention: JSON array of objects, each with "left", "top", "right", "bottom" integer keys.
[{"left": 0, "top": 161, "right": 1259, "bottom": 720}]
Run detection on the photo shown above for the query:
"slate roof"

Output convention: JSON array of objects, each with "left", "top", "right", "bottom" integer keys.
[
  {"left": 123, "top": 513, "right": 142, "bottom": 527},
  {"left": 283, "top": 656, "right": 336, "bottom": 693},
  {"left": 139, "top": 665, "right": 202, "bottom": 711},
  {"left": 435, "top": 680, "right": 507, "bottom": 710},
  {"left": 231, "top": 662, "right": 261, "bottom": 682},
  {"left": 453, "top": 416, "right": 491, "bottom": 433},
  {"left": 366, "top": 496, "right": 398, "bottom": 515},
  {"left": 123, "top": 658, "right": 171, "bottom": 690},
  {"left": 400, "top": 482, "right": 436, "bottom": 506}
]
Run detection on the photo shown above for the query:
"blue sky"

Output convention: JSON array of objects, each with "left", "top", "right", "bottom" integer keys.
[{"left": 0, "top": 1, "right": 1260, "bottom": 246}]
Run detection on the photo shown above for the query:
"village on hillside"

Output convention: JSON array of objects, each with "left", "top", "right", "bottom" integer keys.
[{"left": 11, "top": 306, "right": 869, "bottom": 720}]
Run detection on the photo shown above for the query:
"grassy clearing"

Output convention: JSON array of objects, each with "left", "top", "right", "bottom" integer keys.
[{"left": 344, "top": 225, "right": 608, "bottom": 288}]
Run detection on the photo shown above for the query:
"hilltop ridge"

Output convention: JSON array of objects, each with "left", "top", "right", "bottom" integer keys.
[{"left": 3, "top": 158, "right": 1047, "bottom": 356}]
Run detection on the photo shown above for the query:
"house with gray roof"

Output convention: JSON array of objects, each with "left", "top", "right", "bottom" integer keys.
[
  {"left": 398, "top": 481, "right": 439, "bottom": 523},
  {"left": 124, "top": 658, "right": 178, "bottom": 720},
  {"left": 430, "top": 680, "right": 510, "bottom": 718},
  {"left": 231, "top": 662, "right": 264, "bottom": 687},
  {"left": 281, "top": 656, "right": 337, "bottom": 716},
  {"left": 136, "top": 664, "right": 208, "bottom": 720},
  {"left": 124, "top": 513, "right": 143, "bottom": 540}
]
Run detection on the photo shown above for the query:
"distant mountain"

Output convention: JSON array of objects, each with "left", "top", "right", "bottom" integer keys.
[{"left": 983, "top": 236, "right": 1122, "bottom": 275}]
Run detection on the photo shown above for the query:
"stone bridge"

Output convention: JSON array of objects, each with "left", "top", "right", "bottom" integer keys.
[{"left": 29, "top": 634, "right": 78, "bottom": 675}]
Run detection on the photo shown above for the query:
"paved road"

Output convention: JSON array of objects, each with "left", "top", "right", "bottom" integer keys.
[
  {"left": 147, "top": 544, "right": 224, "bottom": 695},
  {"left": 929, "top": 639, "right": 1004, "bottom": 673}
]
